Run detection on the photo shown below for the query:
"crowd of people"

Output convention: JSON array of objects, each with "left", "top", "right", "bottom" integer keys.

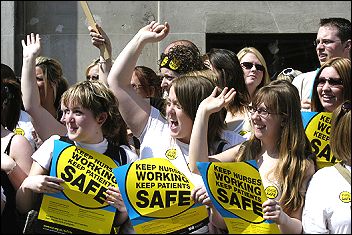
[{"left": 1, "top": 16, "right": 351, "bottom": 234}]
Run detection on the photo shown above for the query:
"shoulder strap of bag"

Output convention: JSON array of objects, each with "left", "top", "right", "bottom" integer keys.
[{"left": 334, "top": 162, "right": 351, "bottom": 185}]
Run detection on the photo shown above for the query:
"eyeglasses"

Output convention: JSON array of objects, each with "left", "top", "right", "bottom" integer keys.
[
  {"left": 86, "top": 75, "right": 99, "bottom": 81},
  {"left": 316, "top": 77, "right": 343, "bottom": 87},
  {"left": 247, "top": 105, "right": 276, "bottom": 118},
  {"left": 131, "top": 84, "right": 144, "bottom": 90},
  {"left": 313, "top": 39, "right": 342, "bottom": 47},
  {"left": 241, "top": 62, "right": 265, "bottom": 72}
]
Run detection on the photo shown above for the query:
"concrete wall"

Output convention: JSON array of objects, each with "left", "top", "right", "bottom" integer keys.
[{"left": 1, "top": 1, "right": 351, "bottom": 85}]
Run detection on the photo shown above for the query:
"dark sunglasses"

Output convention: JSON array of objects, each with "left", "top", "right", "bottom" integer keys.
[
  {"left": 316, "top": 77, "right": 343, "bottom": 87},
  {"left": 241, "top": 62, "right": 265, "bottom": 72}
]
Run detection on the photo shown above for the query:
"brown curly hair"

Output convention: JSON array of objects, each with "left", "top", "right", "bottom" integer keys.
[{"left": 158, "top": 44, "right": 205, "bottom": 75}]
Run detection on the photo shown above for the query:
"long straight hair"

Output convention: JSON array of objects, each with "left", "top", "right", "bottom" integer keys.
[{"left": 236, "top": 80, "right": 315, "bottom": 213}]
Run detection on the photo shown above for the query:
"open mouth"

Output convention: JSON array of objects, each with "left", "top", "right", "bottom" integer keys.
[{"left": 169, "top": 120, "right": 179, "bottom": 131}]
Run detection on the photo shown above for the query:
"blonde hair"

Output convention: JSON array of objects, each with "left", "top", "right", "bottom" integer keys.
[
  {"left": 236, "top": 80, "right": 315, "bottom": 213},
  {"left": 237, "top": 47, "right": 271, "bottom": 91},
  {"left": 330, "top": 101, "right": 351, "bottom": 165}
]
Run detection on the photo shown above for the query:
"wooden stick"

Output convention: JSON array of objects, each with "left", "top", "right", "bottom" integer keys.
[{"left": 79, "top": 1, "right": 110, "bottom": 59}]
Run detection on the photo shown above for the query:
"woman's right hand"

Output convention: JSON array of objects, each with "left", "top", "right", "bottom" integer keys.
[
  {"left": 21, "top": 33, "right": 41, "bottom": 59},
  {"left": 22, "top": 175, "right": 65, "bottom": 194},
  {"left": 138, "top": 21, "right": 170, "bottom": 44}
]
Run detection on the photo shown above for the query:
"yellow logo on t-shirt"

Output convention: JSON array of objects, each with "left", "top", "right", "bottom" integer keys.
[
  {"left": 339, "top": 191, "right": 351, "bottom": 203},
  {"left": 265, "top": 185, "right": 279, "bottom": 199},
  {"left": 165, "top": 148, "right": 177, "bottom": 160},
  {"left": 14, "top": 127, "right": 25, "bottom": 136}
]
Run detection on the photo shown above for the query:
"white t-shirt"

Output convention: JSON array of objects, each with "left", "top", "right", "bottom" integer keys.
[
  {"left": 15, "top": 110, "right": 38, "bottom": 150},
  {"left": 32, "top": 135, "right": 138, "bottom": 170},
  {"left": 302, "top": 164, "right": 351, "bottom": 234},
  {"left": 292, "top": 70, "right": 319, "bottom": 111},
  {"left": 225, "top": 111, "right": 252, "bottom": 140},
  {"left": 138, "top": 107, "right": 245, "bottom": 185}
]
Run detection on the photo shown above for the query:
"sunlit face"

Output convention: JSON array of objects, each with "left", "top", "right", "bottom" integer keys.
[
  {"left": 160, "top": 68, "right": 179, "bottom": 98},
  {"left": 131, "top": 71, "right": 148, "bottom": 98},
  {"left": 61, "top": 103, "right": 105, "bottom": 144},
  {"left": 250, "top": 102, "right": 282, "bottom": 142},
  {"left": 316, "top": 26, "right": 346, "bottom": 65},
  {"left": 240, "top": 53, "right": 264, "bottom": 95},
  {"left": 86, "top": 64, "right": 99, "bottom": 81},
  {"left": 317, "top": 67, "right": 344, "bottom": 112},
  {"left": 165, "top": 86, "right": 193, "bottom": 144},
  {"left": 35, "top": 66, "right": 47, "bottom": 105}
]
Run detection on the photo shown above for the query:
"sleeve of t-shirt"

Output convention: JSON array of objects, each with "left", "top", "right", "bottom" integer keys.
[
  {"left": 120, "top": 145, "right": 139, "bottom": 163},
  {"left": 302, "top": 170, "right": 329, "bottom": 234},
  {"left": 32, "top": 135, "right": 61, "bottom": 170}
]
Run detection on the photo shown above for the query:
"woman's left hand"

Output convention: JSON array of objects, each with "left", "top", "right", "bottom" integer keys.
[{"left": 106, "top": 186, "right": 127, "bottom": 212}]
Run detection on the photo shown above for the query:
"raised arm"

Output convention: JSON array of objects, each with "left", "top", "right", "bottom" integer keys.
[
  {"left": 189, "top": 87, "right": 236, "bottom": 174},
  {"left": 107, "top": 21, "right": 169, "bottom": 137},
  {"left": 21, "top": 33, "right": 66, "bottom": 141},
  {"left": 88, "top": 23, "right": 112, "bottom": 85}
]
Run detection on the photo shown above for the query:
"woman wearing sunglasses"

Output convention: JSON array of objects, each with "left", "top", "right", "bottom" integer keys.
[
  {"left": 311, "top": 57, "right": 351, "bottom": 112},
  {"left": 237, "top": 47, "right": 271, "bottom": 102},
  {"left": 189, "top": 80, "right": 316, "bottom": 234}
]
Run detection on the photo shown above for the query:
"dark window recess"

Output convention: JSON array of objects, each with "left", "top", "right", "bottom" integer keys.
[{"left": 206, "top": 33, "right": 320, "bottom": 80}]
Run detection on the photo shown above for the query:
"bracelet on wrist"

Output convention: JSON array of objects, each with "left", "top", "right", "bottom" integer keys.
[{"left": 7, "top": 162, "right": 17, "bottom": 175}]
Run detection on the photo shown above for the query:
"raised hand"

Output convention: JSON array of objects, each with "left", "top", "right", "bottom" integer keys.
[
  {"left": 137, "top": 21, "right": 170, "bottom": 44},
  {"left": 198, "top": 87, "right": 236, "bottom": 115},
  {"left": 88, "top": 23, "right": 112, "bottom": 57},
  {"left": 21, "top": 33, "right": 41, "bottom": 59}
]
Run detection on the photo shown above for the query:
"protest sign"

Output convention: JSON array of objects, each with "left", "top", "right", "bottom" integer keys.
[
  {"left": 35, "top": 139, "right": 118, "bottom": 233},
  {"left": 113, "top": 158, "right": 209, "bottom": 234},
  {"left": 302, "top": 111, "right": 340, "bottom": 169},
  {"left": 197, "top": 161, "right": 280, "bottom": 234}
]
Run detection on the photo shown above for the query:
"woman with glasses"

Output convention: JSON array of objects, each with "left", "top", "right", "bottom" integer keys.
[
  {"left": 237, "top": 47, "right": 271, "bottom": 102},
  {"left": 311, "top": 57, "right": 351, "bottom": 112},
  {"left": 189, "top": 80, "right": 316, "bottom": 233},
  {"left": 302, "top": 101, "right": 351, "bottom": 234}
]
